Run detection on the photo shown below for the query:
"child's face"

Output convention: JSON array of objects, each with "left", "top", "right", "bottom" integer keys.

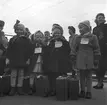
[
  {"left": 78, "top": 24, "right": 89, "bottom": 35},
  {"left": 34, "top": 32, "right": 44, "bottom": 41},
  {"left": 52, "top": 28, "right": 62, "bottom": 37},
  {"left": 96, "top": 15, "right": 105, "bottom": 24},
  {"left": 15, "top": 29, "right": 24, "bottom": 35}
]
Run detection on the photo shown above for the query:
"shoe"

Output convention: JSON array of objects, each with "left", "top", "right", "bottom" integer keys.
[
  {"left": 17, "top": 87, "right": 24, "bottom": 95},
  {"left": 50, "top": 91, "right": 56, "bottom": 96},
  {"left": 79, "top": 91, "right": 85, "bottom": 98},
  {"left": 85, "top": 92, "right": 92, "bottom": 99},
  {"left": 28, "top": 89, "right": 33, "bottom": 95},
  {"left": 0, "top": 93, "right": 4, "bottom": 97},
  {"left": 93, "top": 84, "right": 104, "bottom": 89},
  {"left": 9, "top": 87, "right": 16, "bottom": 96}
]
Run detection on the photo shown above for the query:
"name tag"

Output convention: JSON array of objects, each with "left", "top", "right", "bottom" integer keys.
[
  {"left": 34, "top": 47, "right": 42, "bottom": 53},
  {"left": 55, "top": 41, "right": 62, "bottom": 48},
  {"left": 80, "top": 38, "right": 89, "bottom": 44}
]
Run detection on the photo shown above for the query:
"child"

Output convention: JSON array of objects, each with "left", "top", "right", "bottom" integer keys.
[
  {"left": 45, "top": 24, "right": 71, "bottom": 96},
  {"left": 6, "top": 21, "right": 33, "bottom": 96},
  {"left": 29, "top": 30, "right": 46, "bottom": 95},
  {"left": 70, "top": 20, "right": 100, "bottom": 99}
]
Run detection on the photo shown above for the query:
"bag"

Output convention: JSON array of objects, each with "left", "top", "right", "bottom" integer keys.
[
  {"left": 35, "top": 75, "right": 49, "bottom": 97},
  {"left": 68, "top": 76, "right": 79, "bottom": 100},
  {"left": 0, "top": 71, "right": 11, "bottom": 95},
  {"left": 22, "top": 76, "right": 30, "bottom": 94},
  {"left": 56, "top": 76, "right": 68, "bottom": 101}
]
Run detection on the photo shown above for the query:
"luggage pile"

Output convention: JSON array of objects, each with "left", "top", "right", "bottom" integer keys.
[{"left": 0, "top": 71, "right": 80, "bottom": 101}]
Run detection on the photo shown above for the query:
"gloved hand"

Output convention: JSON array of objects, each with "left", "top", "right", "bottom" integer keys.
[
  {"left": 94, "top": 60, "right": 99, "bottom": 69},
  {"left": 70, "top": 55, "right": 76, "bottom": 62}
]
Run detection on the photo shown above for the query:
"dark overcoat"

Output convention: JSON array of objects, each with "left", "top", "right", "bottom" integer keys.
[
  {"left": 6, "top": 35, "right": 33, "bottom": 69},
  {"left": 45, "top": 37, "right": 71, "bottom": 73}
]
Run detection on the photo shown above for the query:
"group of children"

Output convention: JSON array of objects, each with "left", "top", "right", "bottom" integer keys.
[{"left": 0, "top": 14, "right": 102, "bottom": 99}]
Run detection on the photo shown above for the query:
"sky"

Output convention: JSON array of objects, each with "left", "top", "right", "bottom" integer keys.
[{"left": 0, "top": 0, "right": 107, "bottom": 40}]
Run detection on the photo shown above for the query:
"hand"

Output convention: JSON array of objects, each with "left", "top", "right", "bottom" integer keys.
[
  {"left": 26, "top": 59, "right": 30, "bottom": 65},
  {"left": 6, "top": 58, "right": 9, "bottom": 65},
  {"left": 70, "top": 55, "right": 76, "bottom": 62},
  {"left": 94, "top": 60, "right": 99, "bottom": 69},
  {"left": 0, "top": 49, "right": 3, "bottom": 56}
]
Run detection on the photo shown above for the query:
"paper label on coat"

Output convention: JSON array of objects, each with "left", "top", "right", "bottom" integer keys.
[
  {"left": 80, "top": 38, "right": 89, "bottom": 44},
  {"left": 55, "top": 41, "right": 62, "bottom": 48},
  {"left": 34, "top": 47, "right": 42, "bottom": 53}
]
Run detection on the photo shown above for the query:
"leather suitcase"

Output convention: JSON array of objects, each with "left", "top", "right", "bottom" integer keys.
[
  {"left": 0, "top": 75, "right": 11, "bottom": 95},
  {"left": 35, "top": 75, "right": 49, "bottom": 97},
  {"left": 68, "top": 76, "right": 79, "bottom": 100},
  {"left": 56, "top": 76, "right": 68, "bottom": 101}
]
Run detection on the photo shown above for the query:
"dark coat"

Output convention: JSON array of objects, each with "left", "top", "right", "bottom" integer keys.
[
  {"left": 71, "top": 33, "right": 100, "bottom": 70},
  {"left": 6, "top": 35, "right": 33, "bottom": 69},
  {"left": 29, "top": 42, "right": 46, "bottom": 73},
  {"left": 93, "top": 23, "right": 107, "bottom": 69},
  {"left": 44, "top": 37, "right": 71, "bottom": 73}
]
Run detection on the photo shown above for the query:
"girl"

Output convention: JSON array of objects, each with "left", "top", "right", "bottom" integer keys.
[
  {"left": 71, "top": 20, "right": 100, "bottom": 99},
  {"left": 29, "top": 30, "right": 46, "bottom": 95},
  {"left": 45, "top": 24, "right": 71, "bottom": 96},
  {"left": 6, "top": 21, "right": 33, "bottom": 96}
]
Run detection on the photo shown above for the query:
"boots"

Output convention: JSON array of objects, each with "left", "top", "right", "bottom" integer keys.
[
  {"left": 17, "top": 87, "right": 24, "bottom": 95},
  {"left": 85, "top": 92, "right": 92, "bottom": 99},
  {"left": 9, "top": 87, "right": 16, "bottom": 96}
]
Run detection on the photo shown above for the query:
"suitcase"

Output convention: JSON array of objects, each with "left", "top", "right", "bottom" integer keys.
[
  {"left": 68, "top": 76, "right": 79, "bottom": 100},
  {"left": 23, "top": 76, "right": 30, "bottom": 94},
  {"left": 0, "top": 74, "right": 11, "bottom": 95},
  {"left": 23, "top": 76, "right": 36, "bottom": 94},
  {"left": 35, "top": 75, "right": 49, "bottom": 97},
  {"left": 56, "top": 76, "right": 68, "bottom": 101}
]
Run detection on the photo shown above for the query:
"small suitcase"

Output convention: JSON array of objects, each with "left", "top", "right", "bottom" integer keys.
[
  {"left": 35, "top": 75, "right": 49, "bottom": 97},
  {"left": 23, "top": 76, "right": 31, "bottom": 94},
  {"left": 68, "top": 76, "right": 79, "bottom": 100},
  {"left": 0, "top": 74, "right": 11, "bottom": 95},
  {"left": 56, "top": 76, "right": 68, "bottom": 101}
]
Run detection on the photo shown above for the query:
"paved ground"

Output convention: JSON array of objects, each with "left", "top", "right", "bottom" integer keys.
[{"left": 0, "top": 82, "right": 107, "bottom": 105}]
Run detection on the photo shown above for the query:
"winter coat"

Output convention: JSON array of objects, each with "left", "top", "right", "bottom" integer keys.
[
  {"left": 45, "top": 36, "right": 71, "bottom": 73},
  {"left": 71, "top": 33, "right": 100, "bottom": 70},
  {"left": 93, "top": 23, "right": 107, "bottom": 69},
  {"left": 6, "top": 35, "right": 33, "bottom": 69},
  {"left": 29, "top": 42, "right": 45, "bottom": 73}
]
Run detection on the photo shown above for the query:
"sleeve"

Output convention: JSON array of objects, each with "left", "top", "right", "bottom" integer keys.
[
  {"left": 70, "top": 36, "right": 79, "bottom": 56},
  {"left": 92, "top": 35, "right": 101, "bottom": 60}
]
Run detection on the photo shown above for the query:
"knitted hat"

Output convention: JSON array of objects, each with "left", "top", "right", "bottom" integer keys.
[
  {"left": 79, "top": 20, "right": 91, "bottom": 29},
  {"left": 52, "top": 24, "right": 63, "bottom": 35},
  {"left": 0, "top": 20, "right": 5, "bottom": 27},
  {"left": 15, "top": 23, "right": 26, "bottom": 32},
  {"left": 68, "top": 26, "right": 76, "bottom": 34}
]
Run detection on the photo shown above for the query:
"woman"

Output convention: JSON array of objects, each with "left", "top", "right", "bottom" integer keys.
[
  {"left": 71, "top": 20, "right": 100, "bottom": 99},
  {"left": 45, "top": 24, "right": 71, "bottom": 96},
  {"left": 93, "top": 13, "right": 107, "bottom": 89}
]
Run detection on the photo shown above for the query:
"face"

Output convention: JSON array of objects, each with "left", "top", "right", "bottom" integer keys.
[
  {"left": 96, "top": 15, "right": 105, "bottom": 25},
  {"left": 0, "top": 27, "right": 3, "bottom": 31},
  {"left": 34, "top": 32, "right": 44, "bottom": 41},
  {"left": 44, "top": 32, "right": 50, "bottom": 39},
  {"left": 69, "top": 29, "right": 74, "bottom": 36},
  {"left": 52, "top": 28, "right": 62, "bottom": 37},
  {"left": 15, "top": 28, "right": 24, "bottom": 35},
  {"left": 78, "top": 24, "right": 89, "bottom": 35}
]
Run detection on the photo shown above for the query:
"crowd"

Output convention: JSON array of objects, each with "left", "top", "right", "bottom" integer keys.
[{"left": 0, "top": 13, "right": 106, "bottom": 100}]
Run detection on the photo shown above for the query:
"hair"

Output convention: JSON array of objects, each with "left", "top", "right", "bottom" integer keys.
[
  {"left": 68, "top": 26, "right": 76, "bottom": 34},
  {"left": 95, "top": 13, "right": 106, "bottom": 25}
]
